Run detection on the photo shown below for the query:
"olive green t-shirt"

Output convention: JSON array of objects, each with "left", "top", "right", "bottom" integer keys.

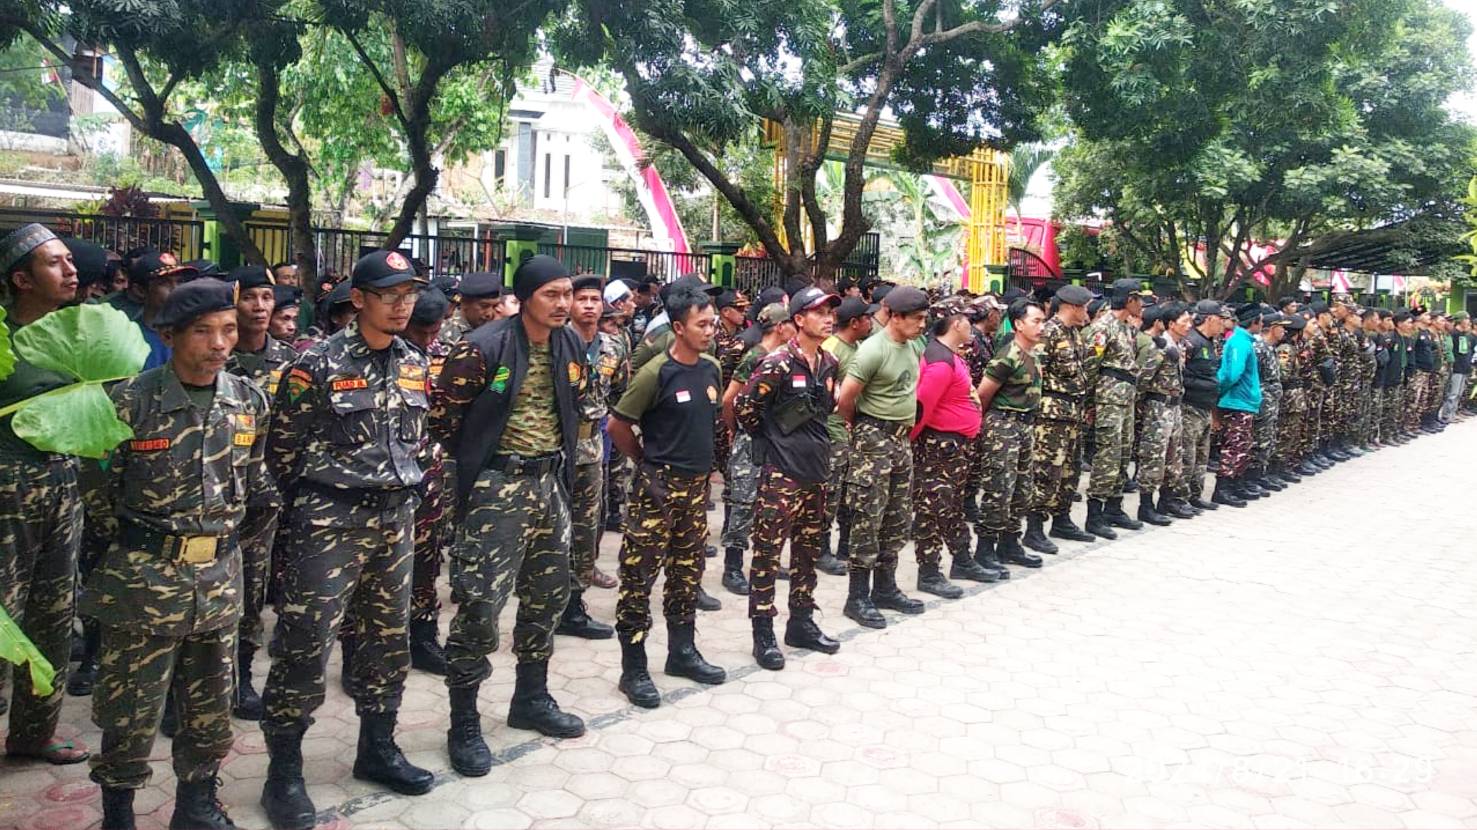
[
  {"left": 499, "top": 341, "right": 561, "bottom": 455},
  {"left": 985, "top": 341, "right": 1041, "bottom": 412},
  {"left": 823, "top": 335, "right": 859, "bottom": 443},
  {"left": 733, "top": 343, "right": 770, "bottom": 388},
  {"left": 848, "top": 332, "right": 919, "bottom": 423}
]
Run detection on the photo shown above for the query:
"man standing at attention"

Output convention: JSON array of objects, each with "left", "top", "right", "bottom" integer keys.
[{"left": 1083, "top": 279, "right": 1149, "bottom": 538}]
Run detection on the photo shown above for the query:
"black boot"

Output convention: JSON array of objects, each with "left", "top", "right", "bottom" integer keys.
[
  {"left": 447, "top": 686, "right": 492, "bottom": 776},
  {"left": 916, "top": 563, "right": 963, "bottom": 599},
  {"left": 1239, "top": 478, "right": 1267, "bottom": 499},
  {"left": 1022, "top": 515, "right": 1060, "bottom": 554},
  {"left": 261, "top": 731, "right": 316, "bottom": 830},
  {"left": 695, "top": 586, "right": 722, "bottom": 611},
  {"left": 1211, "top": 477, "right": 1247, "bottom": 508},
  {"left": 169, "top": 774, "right": 235, "bottom": 830},
  {"left": 1275, "top": 462, "right": 1302, "bottom": 483},
  {"left": 1105, "top": 496, "right": 1144, "bottom": 530},
  {"left": 751, "top": 617, "right": 785, "bottom": 671},
  {"left": 1158, "top": 491, "right": 1195, "bottom": 520},
  {"left": 1295, "top": 459, "right": 1320, "bottom": 476},
  {"left": 664, "top": 622, "right": 726, "bottom": 685},
  {"left": 160, "top": 689, "right": 179, "bottom": 738},
  {"left": 948, "top": 551, "right": 997, "bottom": 583},
  {"left": 843, "top": 569, "right": 886, "bottom": 629},
  {"left": 1121, "top": 477, "right": 1139, "bottom": 493},
  {"left": 784, "top": 611, "right": 840, "bottom": 654},
  {"left": 871, "top": 566, "right": 925, "bottom": 614},
  {"left": 508, "top": 661, "right": 585, "bottom": 738},
  {"left": 409, "top": 619, "right": 449, "bottom": 674},
  {"left": 233, "top": 643, "right": 264, "bottom": 720},
  {"left": 721, "top": 547, "right": 749, "bottom": 595},
  {"left": 102, "top": 788, "right": 136, "bottom": 830},
  {"left": 1049, "top": 512, "right": 1095, "bottom": 543},
  {"left": 555, "top": 590, "right": 615, "bottom": 640},
  {"left": 1137, "top": 492, "right": 1172, "bottom": 526},
  {"left": 1084, "top": 499, "right": 1118, "bottom": 540},
  {"left": 836, "top": 510, "right": 852, "bottom": 565},
  {"left": 1188, "top": 490, "right": 1219, "bottom": 511},
  {"left": 974, "top": 533, "right": 1010, "bottom": 580},
  {"left": 339, "top": 634, "right": 358, "bottom": 699},
  {"left": 67, "top": 623, "right": 100, "bottom": 697},
  {"left": 962, "top": 490, "right": 983, "bottom": 525},
  {"left": 618, "top": 634, "right": 662, "bottom": 708},
  {"left": 352, "top": 712, "right": 435, "bottom": 795},
  {"left": 997, "top": 532, "right": 1043, "bottom": 568},
  {"left": 815, "top": 533, "right": 846, "bottom": 576},
  {"left": 1257, "top": 468, "right": 1286, "bottom": 491}
]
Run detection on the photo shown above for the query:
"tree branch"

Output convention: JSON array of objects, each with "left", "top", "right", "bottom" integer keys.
[{"left": 342, "top": 27, "right": 408, "bottom": 128}]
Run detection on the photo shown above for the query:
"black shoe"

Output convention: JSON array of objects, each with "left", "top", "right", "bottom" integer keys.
[
  {"left": 665, "top": 622, "right": 726, "bottom": 684},
  {"left": 1241, "top": 478, "right": 1268, "bottom": 499},
  {"left": 261, "top": 732, "right": 316, "bottom": 830},
  {"left": 68, "top": 656, "right": 98, "bottom": 697},
  {"left": 160, "top": 690, "right": 179, "bottom": 738},
  {"left": 1121, "top": 477, "right": 1139, "bottom": 493},
  {"left": 1276, "top": 464, "right": 1302, "bottom": 483},
  {"left": 704, "top": 544, "right": 718, "bottom": 558},
  {"left": 1084, "top": 499, "right": 1118, "bottom": 540},
  {"left": 1158, "top": 493, "right": 1195, "bottom": 520},
  {"left": 948, "top": 554, "right": 997, "bottom": 583},
  {"left": 339, "top": 634, "right": 358, "bottom": 699},
  {"left": 352, "top": 712, "right": 435, "bottom": 795},
  {"left": 916, "top": 564, "right": 963, "bottom": 599},
  {"left": 962, "top": 492, "right": 983, "bottom": 525},
  {"left": 871, "top": 567, "right": 925, "bottom": 614},
  {"left": 1295, "top": 460, "right": 1320, "bottom": 477},
  {"left": 508, "top": 661, "right": 585, "bottom": 738},
  {"left": 751, "top": 618, "right": 785, "bottom": 670},
  {"left": 997, "top": 532, "right": 1043, "bottom": 568},
  {"left": 1257, "top": 472, "right": 1286, "bottom": 492},
  {"left": 234, "top": 644, "right": 264, "bottom": 720},
  {"left": 973, "top": 534, "right": 1010, "bottom": 580},
  {"left": 447, "top": 686, "right": 492, "bottom": 776},
  {"left": 170, "top": 775, "right": 235, "bottom": 830},
  {"left": 696, "top": 587, "right": 722, "bottom": 612},
  {"left": 618, "top": 634, "right": 662, "bottom": 708},
  {"left": 843, "top": 570, "right": 887, "bottom": 629},
  {"left": 555, "top": 590, "right": 615, "bottom": 640},
  {"left": 1136, "top": 492, "right": 1172, "bottom": 526},
  {"left": 1049, "top": 512, "right": 1095, "bottom": 543},
  {"left": 409, "top": 620, "right": 448, "bottom": 674},
  {"left": 1188, "top": 495, "right": 1219, "bottom": 511},
  {"left": 1105, "top": 496, "right": 1144, "bottom": 530},
  {"left": 1022, "top": 516, "right": 1060, "bottom": 554},
  {"left": 721, "top": 547, "right": 749, "bottom": 595},
  {"left": 815, "top": 552, "right": 847, "bottom": 576},
  {"left": 784, "top": 613, "right": 840, "bottom": 654},
  {"left": 1211, "top": 478, "right": 1247, "bottom": 508},
  {"left": 102, "top": 788, "right": 136, "bottom": 830}
]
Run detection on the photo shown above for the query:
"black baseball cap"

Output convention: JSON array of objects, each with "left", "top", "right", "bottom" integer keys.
[
  {"left": 351, "top": 250, "right": 424, "bottom": 289},
  {"left": 789, "top": 286, "right": 841, "bottom": 318},
  {"left": 836, "top": 297, "right": 877, "bottom": 325},
  {"left": 128, "top": 250, "right": 199, "bottom": 285}
]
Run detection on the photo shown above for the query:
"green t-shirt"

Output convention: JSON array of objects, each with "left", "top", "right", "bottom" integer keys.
[
  {"left": 823, "top": 335, "right": 859, "bottom": 443},
  {"left": 985, "top": 341, "right": 1042, "bottom": 412},
  {"left": 499, "top": 341, "right": 561, "bottom": 456},
  {"left": 847, "top": 332, "right": 919, "bottom": 422},
  {"left": 733, "top": 343, "right": 770, "bottom": 388}
]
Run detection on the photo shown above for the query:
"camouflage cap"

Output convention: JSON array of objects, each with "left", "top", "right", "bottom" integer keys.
[{"left": 757, "top": 302, "right": 790, "bottom": 330}]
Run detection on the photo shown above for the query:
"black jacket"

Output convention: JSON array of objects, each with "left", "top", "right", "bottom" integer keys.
[
  {"left": 1411, "top": 331, "right": 1436, "bottom": 372},
  {"left": 1182, "top": 328, "right": 1221, "bottom": 411}
]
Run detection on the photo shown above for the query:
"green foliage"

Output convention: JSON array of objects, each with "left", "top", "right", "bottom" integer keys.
[
  {"left": 0, "top": 306, "right": 14, "bottom": 382},
  {"left": 0, "top": 600, "right": 53, "bottom": 696}
]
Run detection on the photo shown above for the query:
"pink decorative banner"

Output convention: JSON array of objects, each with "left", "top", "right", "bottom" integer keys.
[{"left": 925, "top": 175, "right": 972, "bottom": 288}]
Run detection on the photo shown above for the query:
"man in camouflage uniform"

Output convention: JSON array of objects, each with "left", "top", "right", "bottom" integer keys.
[
  {"left": 1181, "top": 300, "right": 1226, "bottom": 511},
  {"left": 712, "top": 290, "right": 749, "bottom": 483},
  {"left": 962, "top": 295, "right": 1004, "bottom": 523},
  {"left": 259, "top": 251, "right": 434, "bottom": 830},
  {"left": 1248, "top": 310, "right": 1289, "bottom": 493},
  {"left": 1358, "top": 309, "right": 1383, "bottom": 445},
  {"left": 430, "top": 256, "right": 591, "bottom": 777},
  {"left": 1083, "top": 279, "right": 1148, "bottom": 538},
  {"left": 1133, "top": 303, "right": 1192, "bottom": 523},
  {"left": 818, "top": 297, "right": 873, "bottom": 575},
  {"left": 734, "top": 287, "right": 844, "bottom": 670},
  {"left": 1303, "top": 302, "right": 1337, "bottom": 467},
  {"left": 85, "top": 279, "right": 269, "bottom": 830},
  {"left": 1273, "top": 314, "right": 1310, "bottom": 479},
  {"left": 976, "top": 299, "right": 1047, "bottom": 570},
  {"left": 1386, "top": 310, "right": 1413, "bottom": 441},
  {"left": 1027, "top": 286, "right": 1096, "bottom": 548}
]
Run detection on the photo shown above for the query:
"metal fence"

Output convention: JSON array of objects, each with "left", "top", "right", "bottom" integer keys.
[
  {"left": 533, "top": 243, "right": 713, "bottom": 282},
  {"left": 247, "top": 222, "right": 503, "bottom": 278},
  {"left": 0, "top": 207, "right": 205, "bottom": 261}
]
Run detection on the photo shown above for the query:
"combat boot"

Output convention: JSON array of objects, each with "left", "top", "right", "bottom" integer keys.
[
  {"left": 233, "top": 643, "right": 264, "bottom": 720},
  {"left": 1294, "top": 459, "right": 1321, "bottom": 477},
  {"left": 949, "top": 551, "right": 997, "bottom": 583},
  {"left": 1326, "top": 440, "right": 1352, "bottom": 461},
  {"left": 1049, "top": 512, "right": 1095, "bottom": 543},
  {"left": 843, "top": 570, "right": 886, "bottom": 629},
  {"left": 1121, "top": 476, "right": 1139, "bottom": 493},
  {"left": 409, "top": 619, "right": 448, "bottom": 674},
  {"left": 961, "top": 490, "right": 983, "bottom": 525},
  {"left": 339, "top": 634, "right": 358, "bottom": 698},
  {"left": 996, "top": 532, "right": 1043, "bottom": 568},
  {"left": 1158, "top": 491, "right": 1196, "bottom": 520},
  {"left": 815, "top": 534, "right": 847, "bottom": 576},
  {"left": 508, "top": 661, "right": 585, "bottom": 738},
  {"left": 872, "top": 565, "right": 925, "bottom": 614},
  {"left": 1136, "top": 492, "right": 1172, "bottom": 526},
  {"left": 1211, "top": 476, "right": 1247, "bottom": 508},
  {"left": 916, "top": 563, "right": 963, "bottom": 599},
  {"left": 555, "top": 590, "right": 615, "bottom": 640},
  {"left": 1105, "top": 496, "right": 1144, "bottom": 530},
  {"left": 751, "top": 617, "right": 785, "bottom": 670},
  {"left": 1237, "top": 477, "right": 1266, "bottom": 500},
  {"left": 784, "top": 611, "right": 840, "bottom": 654},
  {"left": 352, "top": 712, "right": 434, "bottom": 795},
  {"left": 1084, "top": 499, "right": 1118, "bottom": 539},
  {"left": 836, "top": 511, "right": 853, "bottom": 566},
  {"left": 974, "top": 533, "right": 1010, "bottom": 581},
  {"left": 618, "top": 633, "right": 661, "bottom": 708},
  {"left": 261, "top": 731, "right": 316, "bottom": 830},
  {"left": 67, "top": 623, "right": 99, "bottom": 697},
  {"left": 664, "top": 622, "right": 726, "bottom": 685},
  {"left": 720, "top": 547, "right": 749, "bottom": 595},
  {"left": 169, "top": 774, "right": 235, "bottom": 830},
  {"left": 695, "top": 587, "right": 722, "bottom": 611},
  {"left": 1275, "top": 462, "right": 1302, "bottom": 483},
  {"left": 1022, "top": 515, "right": 1060, "bottom": 554},
  {"left": 446, "top": 686, "right": 492, "bottom": 777},
  {"left": 101, "top": 788, "right": 135, "bottom": 830}
]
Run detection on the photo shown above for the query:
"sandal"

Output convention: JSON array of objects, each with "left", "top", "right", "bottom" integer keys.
[{"left": 6, "top": 737, "right": 91, "bottom": 765}]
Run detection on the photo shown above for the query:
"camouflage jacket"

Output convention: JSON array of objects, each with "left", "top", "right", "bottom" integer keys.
[
  {"left": 1085, "top": 313, "right": 1139, "bottom": 407},
  {"left": 225, "top": 335, "right": 299, "bottom": 401},
  {"left": 1035, "top": 317, "right": 1090, "bottom": 423},
  {"left": 1139, "top": 334, "right": 1184, "bottom": 398},
  {"left": 81, "top": 364, "right": 270, "bottom": 634},
  {"left": 576, "top": 329, "right": 629, "bottom": 466},
  {"left": 1253, "top": 334, "right": 1282, "bottom": 399}
]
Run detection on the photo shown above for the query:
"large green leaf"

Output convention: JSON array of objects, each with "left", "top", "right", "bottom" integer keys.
[
  {"left": 11, "top": 384, "right": 134, "bottom": 459},
  {"left": 0, "top": 599, "right": 54, "bottom": 697},
  {"left": 13, "top": 304, "right": 149, "bottom": 381},
  {"left": 0, "top": 306, "right": 15, "bottom": 383}
]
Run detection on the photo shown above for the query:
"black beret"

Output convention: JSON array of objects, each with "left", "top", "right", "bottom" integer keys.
[
  {"left": 1236, "top": 303, "right": 1263, "bottom": 325},
  {"left": 431, "top": 275, "right": 460, "bottom": 297},
  {"left": 1309, "top": 300, "right": 1330, "bottom": 314},
  {"left": 1055, "top": 284, "right": 1093, "bottom": 306},
  {"left": 1087, "top": 298, "right": 1107, "bottom": 316},
  {"left": 352, "top": 250, "right": 422, "bottom": 289},
  {"left": 1193, "top": 299, "right": 1223, "bottom": 317},
  {"left": 156, "top": 277, "right": 236, "bottom": 330},
  {"left": 572, "top": 274, "right": 605, "bottom": 294},
  {"left": 1392, "top": 310, "right": 1412, "bottom": 323},
  {"left": 272, "top": 284, "right": 302, "bottom": 309},
  {"left": 411, "top": 287, "right": 450, "bottom": 326},
  {"left": 61, "top": 237, "right": 109, "bottom": 287},
  {"left": 512, "top": 254, "right": 570, "bottom": 302},
  {"left": 459, "top": 271, "right": 503, "bottom": 299},
  {"left": 183, "top": 259, "right": 224, "bottom": 280},
  {"left": 882, "top": 286, "right": 929, "bottom": 315},
  {"left": 128, "top": 250, "right": 199, "bottom": 284},
  {"left": 1001, "top": 287, "right": 1027, "bottom": 303},
  {"left": 321, "top": 280, "right": 353, "bottom": 310},
  {"left": 227, "top": 264, "right": 274, "bottom": 291}
]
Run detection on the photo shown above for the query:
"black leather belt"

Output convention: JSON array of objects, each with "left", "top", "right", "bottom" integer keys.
[
  {"left": 298, "top": 480, "right": 416, "bottom": 511},
  {"left": 122, "top": 521, "right": 232, "bottom": 565},
  {"left": 487, "top": 452, "right": 563, "bottom": 477},
  {"left": 856, "top": 414, "right": 912, "bottom": 437},
  {"left": 1042, "top": 389, "right": 1079, "bottom": 400},
  {"left": 990, "top": 408, "right": 1037, "bottom": 423},
  {"left": 1142, "top": 393, "right": 1181, "bottom": 405},
  {"left": 1101, "top": 367, "right": 1137, "bottom": 384}
]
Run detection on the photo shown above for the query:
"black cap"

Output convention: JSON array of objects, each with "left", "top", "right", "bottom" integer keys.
[
  {"left": 1236, "top": 303, "right": 1263, "bottom": 325},
  {"left": 882, "top": 286, "right": 929, "bottom": 315},
  {"left": 128, "top": 250, "right": 199, "bottom": 285},
  {"left": 182, "top": 259, "right": 224, "bottom": 280},
  {"left": 789, "top": 286, "right": 841, "bottom": 318},
  {"left": 431, "top": 275, "right": 460, "bottom": 298},
  {"left": 1286, "top": 315, "right": 1307, "bottom": 331},
  {"left": 227, "top": 264, "right": 274, "bottom": 292},
  {"left": 1309, "top": 300, "right": 1330, "bottom": 314},
  {"left": 459, "top": 271, "right": 503, "bottom": 299},
  {"left": 1109, "top": 278, "right": 1147, "bottom": 306},
  {"left": 716, "top": 289, "right": 749, "bottom": 311},
  {"left": 1192, "top": 299, "right": 1223, "bottom": 317},
  {"left": 411, "top": 287, "right": 450, "bottom": 326},
  {"left": 156, "top": 277, "right": 236, "bottom": 330},
  {"left": 321, "top": 280, "right": 353, "bottom": 310},
  {"left": 1264, "top": 311, "right": 1288, "bottom": 327},
  {"left": 1087, "top": 297, "right": 1107, "bottom": 316},
  {"left": 272, "top": 284, "right": 302, "bottom": 309},
  {"left": 836, "top": 297, "right": 877, "bottom": 325},
  {"left": 351, "top": 250, "right": 423, "bottom": 290},
  {"left": 871, "top": 284, "right": 895, "bottom": 305},
  {"left": 572, "top": 274, "right": 605, "bottom": 294},
  {"left": 512, "top": 255, "right": 571, "bottom": 302},
  {"left": 755, "top": 286, "right": 787, "bottom": 309},
  {"left": 659, "top": 273, "right": 723, "bottom": 305},
  {"left": 1055, "top": 284, "right": 1093, "bottom": 306},
  {"left": 61, "top": 237, "right": 109, "bottom": 287}
]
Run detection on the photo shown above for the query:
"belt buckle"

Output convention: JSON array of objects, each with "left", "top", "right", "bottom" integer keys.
[{"left": 179, "top": 535, "right": 218, "bottom": 565}]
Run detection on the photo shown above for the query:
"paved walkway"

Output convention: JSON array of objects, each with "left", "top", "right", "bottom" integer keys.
[{"left": 5, "top": 424, "right": 1477, "bottom": 830}]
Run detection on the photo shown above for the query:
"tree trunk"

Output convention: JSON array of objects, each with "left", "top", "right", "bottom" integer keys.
[{"left": 253, "top": 60, "right": 318, "bottom": 300}]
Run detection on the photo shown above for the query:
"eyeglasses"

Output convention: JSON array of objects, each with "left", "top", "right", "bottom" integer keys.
[{"left": 365, "top": 288, "right": 420, "bottom": 307}]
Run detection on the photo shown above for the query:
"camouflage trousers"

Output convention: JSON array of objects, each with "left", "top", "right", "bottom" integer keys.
[
  {"left": 1030, "top": 418, "right": 1083, "bottom": 518},
  {"left": 1302, "top": 390, "right": 1325, "bottom": 455},
  {"left": 714, "top": 419, "right": 733, "bottom": 485},
  {"left": 1405, "top": 371, "right": 1433, "bottom": 431},
  {"left": 89, "top": 625, "right": 234, "bottom": 789},
  {"left": 1381, "top": 385, "right": 1405, "bottom": 440},
  {"left": 823, "top": 438, "right": 851, "bottom": 531},
  {"left": 615, "top": 464, "right": 708, "bottom": 639},
  {"left": 411, "top": 459, "right": 449, "bottom": 624},
  {"left": 445, "top": 467, "right": 571, "bottom": 689},
  {"left": 604, "top": 452, "right": 632, "bottom": 530},
  {"left": 0, "top": 454, "right": 81, "bottom": 750},
  {"left": 845, "top": 417, "right": 914, "bottom": 572},
  {"left": 1252, "top": 391, "right": 1281, "bottom": 474},
  {"left": 262, "top": 502, "right": 415, "bottom": 734},
  {"left": 237, "top": 502, "right": 279, "bottom": 651},
  {"left": 570, "top": 460, "right": 605, "bottom": 592},
  {"left": 1180, "top": 406, "right": 1214, "bottom": 500},
  {"left": 978, "top": 410, "right": 1035, "bottom": 535},
  {"left": 1087, "top": 399, "right": 1133, "bottom": 499},
  {"left": 1135, "top": 399, "right": 1184, "bottom": 491},
  {"left": 1277, "top": 389, "right": 1307, "bottom": 462},
  {"left": 964, "top": 421, "right": 987, "bottom": 497},
  {"left": 910, "top": 429, "right": 973, "bottom": 568},
  {"left": 749, "top": 468, "right": 824, "bottom": 619},
  {"left": 1218, "top": 410, "right": 1256, "bottom": 479},
  {"left": 721, "top": 432, "right": 758, "bottom": 553}
]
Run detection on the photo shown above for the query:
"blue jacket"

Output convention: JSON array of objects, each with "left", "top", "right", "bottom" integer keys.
[{"left": 1217, "top": 327, "right": 1262, "bottom": 413}]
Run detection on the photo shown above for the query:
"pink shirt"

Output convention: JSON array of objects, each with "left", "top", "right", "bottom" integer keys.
[{"left": 911, "top": 339, "right": 982, "bottom": 440}]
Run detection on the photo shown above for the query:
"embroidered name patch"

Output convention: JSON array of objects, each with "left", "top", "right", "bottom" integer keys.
[
  {"left": 233, "top": 432, "right": 256, "bottom": 447},
  {"left": 130, "top": 438, "right": 170, "bottom": 452},
  {"left": 331, "top": 377, "right": 369, "bottom": 391}
]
